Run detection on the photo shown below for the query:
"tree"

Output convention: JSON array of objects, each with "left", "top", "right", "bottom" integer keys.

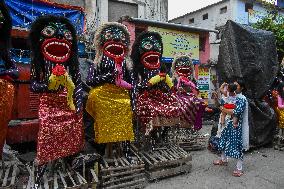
[{"left": 252, "top": 2, "right": 284, "bottom": 63}]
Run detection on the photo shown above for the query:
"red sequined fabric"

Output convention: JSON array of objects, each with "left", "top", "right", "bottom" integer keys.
[
  {"left": 36, "top": 90, "right": 84, "bottom": 165},
  {"left": 0, "top": 79, "right": 14, "bottom": 159},
  {"left": 136, "top": 89, "right": 182, "bottom": 127}
]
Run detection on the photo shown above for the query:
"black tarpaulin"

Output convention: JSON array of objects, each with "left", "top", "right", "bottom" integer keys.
[{"left": 217, "top": 20, "right": 278, "bottom": 147}]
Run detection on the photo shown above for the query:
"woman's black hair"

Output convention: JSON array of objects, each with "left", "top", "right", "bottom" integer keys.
[
  {"left": 227, "top": 83, "right": 237, "bottom": 92},
  {"left": 236, "top": 79, "right": 247, "bottom": 93}
]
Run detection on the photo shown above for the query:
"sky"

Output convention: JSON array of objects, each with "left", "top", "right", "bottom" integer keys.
[
  {"left": 168, "top": 0, "right": 222, "bottom": 20},
  {"left": 167, "top": 0, "right": 277, "bottom": 20}
]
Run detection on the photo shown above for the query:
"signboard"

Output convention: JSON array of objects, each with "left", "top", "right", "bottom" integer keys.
[
  {"left": 197, "top": 67, "right": 210, "bottom": 99},
  {"left": 148, "top": 26, "right": 199, "bottom": 64}
]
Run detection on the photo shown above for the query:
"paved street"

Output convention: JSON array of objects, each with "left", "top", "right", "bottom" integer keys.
[{"left": 147, "top": 125, "right": 284, "bottom": 189}]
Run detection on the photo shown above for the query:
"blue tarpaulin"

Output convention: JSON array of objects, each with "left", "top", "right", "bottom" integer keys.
[{"left": 5, "top": 0, "right": 85, "bottom": 34}]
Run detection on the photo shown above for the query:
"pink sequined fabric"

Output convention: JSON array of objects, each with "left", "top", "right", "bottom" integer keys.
[{"left": 36, "top": 90, "right": 83, "bottom": 165}]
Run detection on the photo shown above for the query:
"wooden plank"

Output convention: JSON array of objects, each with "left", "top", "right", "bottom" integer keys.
[
  {"left": 75, "top": 171, "right": 85, "bottom": 185},
  {"left": 101, "top": 164, "right": 144, "bottom": 172},
  {"left": 155, "top": 151, "right": 168, "bottom": 162},
  {"left": 129, "top": 147, "right": 143, "bottom": 162},
  {"left": 113, "top": 157, "right": 119, "bottom": 167},
  {"left": 101, "top": 168, "right": 144, "bottom": 180},
  {"left": 147, "top": 163, "right": 192, "bottom": 181},
  {"left": 157, "top": 150, "right": 171, "bottom": 161},
  {"left": 147, "top": 154, "right": 192, "bottom": 170},
  {"left": 171, "top": 146, "right": 186, "bottom": 157},
  {"left": 102, "top": 173, "right": 145, "bottom": 186},
  {"left": 54, "top": 172, "right": 59, "bottom": 189},
  {"left": 67, "top": 171, "right": 77, "bottom": 186},
  {"left": 166, "top": 149, "right": 180, "bottom": 159},
  {"left": 102, "top": 158, "right": 109, "bottom": 168},
  {"left": 43, "top": 173, "right": 49, "bottom": 189},
  {"left": 168, "top": 148, "right": 182, "bottom": 159},
  {"left": 0, "top": 167, "right": 3, "bottom": 180},
  {"left": 104, "top": 178, "right": 146, "bottom": 189},
  {"left": 128, "top": 182, "right": 147, "bottom": 189},
  {"left": 2, "top": 164, "right": 10, "bottom": 187},
  {"left": 10, "top": 164, "right": 17, "bottom": 186},
  {"left": 26, "top": 165, "right": 33, "bottom": 189},
  {"left": 159, "top": 150, "right": 174, "bottom": 161},
  {"left": 143, "top": 152, "right": 158, "bottom": 164},
  {"left": 90, "top": 169, "right": 99, "bottom": 183},
  {"left": 151, "top": 151, "right": 165, "bottom": 162},
  {"left": 118, "top": 158, "right": 126, "bottom": 167},
  {"left": 140, "top": 154, "right": 152, "bottom": 165},
  {"left": 121, "top": 157, "right": 131, "bottom": 166},
  {"left": 58, "top": 170, "right": 68, "bottom": 188}
]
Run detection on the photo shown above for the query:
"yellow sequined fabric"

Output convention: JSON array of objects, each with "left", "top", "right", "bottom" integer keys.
[
  {"left": 0, "top": 79, "right": 14, "bottom": 158},
  {"left": 276, "top": 108, "right": 284, "bottom": 129},
  {"left": 86, "top": 83, "right": 134, "bottom": 143}
]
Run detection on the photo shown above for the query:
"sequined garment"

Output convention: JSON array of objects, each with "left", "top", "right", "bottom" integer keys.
[
  {"left": 0, "top": 79, "right": 14, "bottom": 159},
  {"left": 277, "top": 108, "right": 284, "bottom": 129},
  {"left": 136, "top": 68, "right": 184, "bottom": 127},
  {"left": 173, "top": 77, "right": 206, "bottom": 130},
  {"left": 86, "top": 55, "right": 135, "bottom": 143},
  {"left": 86, "top": 84, "right": 134, "bottom": 143},
  {"left": 36, "top": 90, "right": 84, "bottom": 165},
  {"left": 276, "top": 92, "right": 284, "bottom": 129},
  {"left": 29, "top": 16, "right": 84, "bottom": 164}
]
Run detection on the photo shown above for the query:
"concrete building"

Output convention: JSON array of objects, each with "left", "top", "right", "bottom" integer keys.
[
  {"left": 53, "top": 0, "right": 168, "bottom": 32},
  {"left": 169, "top": 0, "right": 284, "bottom": 102},
  {"left": 169, "top": 0, "right": 284, "bottom": 62}
]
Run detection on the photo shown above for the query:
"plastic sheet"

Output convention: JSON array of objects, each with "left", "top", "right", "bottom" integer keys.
[{"left": 217, "top": 20, "right": 278, "bottom": 147}]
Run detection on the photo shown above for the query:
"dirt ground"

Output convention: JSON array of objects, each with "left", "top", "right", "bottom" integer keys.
[{"left": 146, "top": 125, "right": 284, "bottom": 189}]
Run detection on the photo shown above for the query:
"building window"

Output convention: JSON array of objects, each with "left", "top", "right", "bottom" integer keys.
[
  {"left": 202, "top": 13, "right": 208, "bottom": 20},
  {"left": 189, "top": 18, "right": 194, "bottom": 24},
  {"left": 220, "top": 6, "right": 227, "bottom": 14},
  {"left": 199, "top": 37, "right": 206, "bottom": 52},
  {"left": 108, "top": 0, "right": 138, "bottom": 22},
  {"left": 245, "top": 3, "right": 253, "bottom": 12}
]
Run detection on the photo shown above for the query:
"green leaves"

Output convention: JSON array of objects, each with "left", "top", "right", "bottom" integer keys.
[{"left": 252, "top": 10, "right": 284, "bottom": 62}]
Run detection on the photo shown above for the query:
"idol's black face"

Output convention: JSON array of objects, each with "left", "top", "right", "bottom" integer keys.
[
  {"left": 139, "top": 35, "right": 162, "bottom": 70},
  {"left": 40, "top": 22, "right": 73, "bottom": 63}
]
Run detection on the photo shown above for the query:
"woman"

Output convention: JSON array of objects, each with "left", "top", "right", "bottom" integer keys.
[{"left": 213, "top": 79, "right": 249, "bottom": 177}]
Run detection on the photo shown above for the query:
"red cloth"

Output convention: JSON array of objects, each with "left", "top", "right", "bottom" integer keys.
[
  {"left": 0, "top": 79, "right": 14, "bottom": 159},
  {"left": 224, "top": 103, "right": 236, "bottom": 109},
  {"left": 0, "top": 75, "right": 13, "bottom": 82},
  {"left": 36, "top": 90, "right": 84, "bottom": 165},
  {"left": 136, "top": 89, "right": 182, "bottom": 128}
]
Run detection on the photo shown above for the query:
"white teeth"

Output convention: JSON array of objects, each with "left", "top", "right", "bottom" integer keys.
[{"left": 44, "top": 41, "right": 70, "bottom": 60}]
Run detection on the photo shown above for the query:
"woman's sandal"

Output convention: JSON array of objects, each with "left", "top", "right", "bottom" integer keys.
[
  {"left": 213, "top": 159, "right": 228, "bottom": 166},
  {"left": 232, "top": 170, "right": 244, "bottom": 177}
]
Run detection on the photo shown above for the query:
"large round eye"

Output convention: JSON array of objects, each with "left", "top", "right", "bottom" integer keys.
[
  {"left": 144, "top": 43, "right": 153, "bottom": 50},
  {"left": 105, "top": 32, "right": 112, "bottom": 40},
  {"left": 64, "top": 30, "right": 73, "bottom": 40},
  {"left": 41, "top": 26, "right": 55, "bottom": 37},
  {"left": 155, "top": 43, "right": 162, "bottom": 52},
  {"left": 120, "top": 33, "right": 126, "bottom": 41}
]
